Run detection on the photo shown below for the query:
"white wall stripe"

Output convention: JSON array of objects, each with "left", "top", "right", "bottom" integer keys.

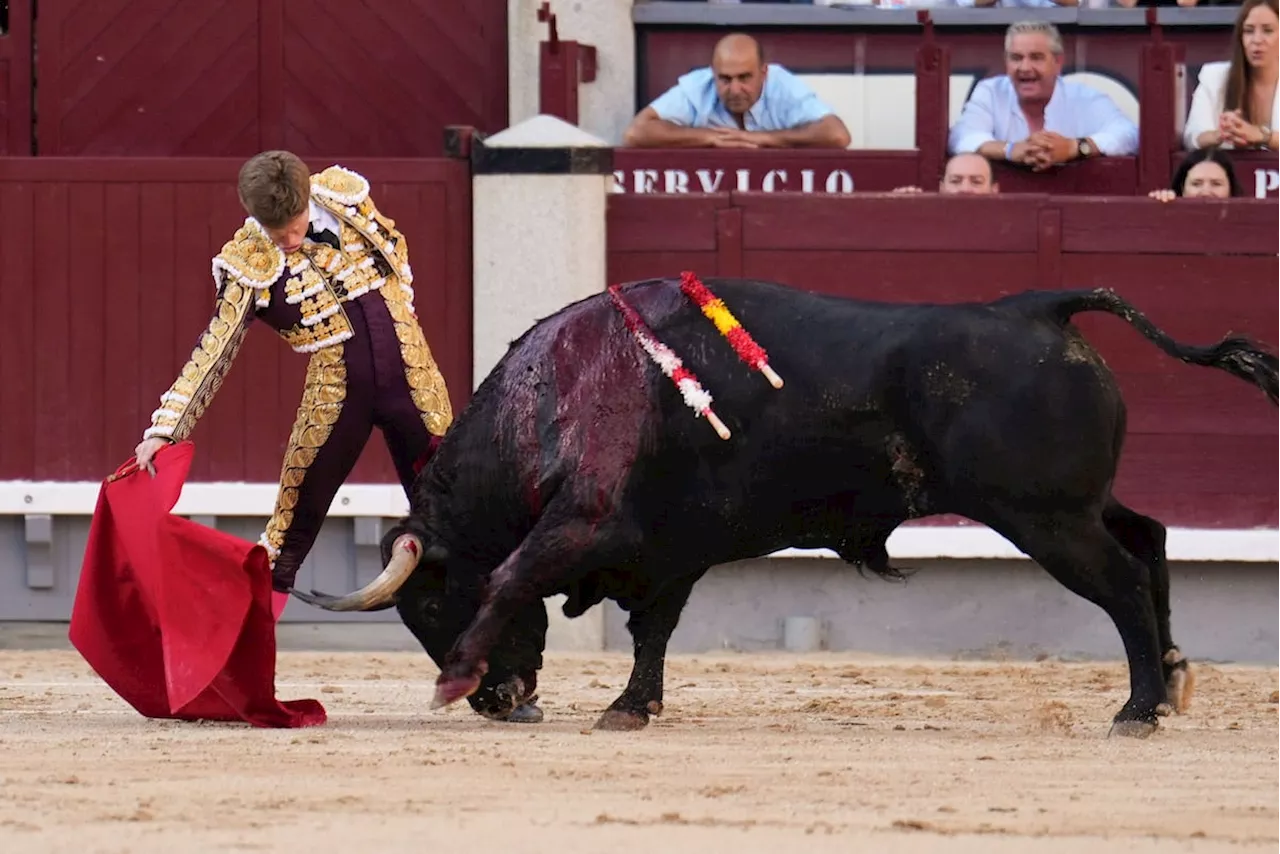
[{"left": 0, "top": 481, "right": 1274, "bottom": 563}]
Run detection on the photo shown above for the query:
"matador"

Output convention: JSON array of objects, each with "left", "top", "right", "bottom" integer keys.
[{"left": 134, "top": 151, "right": 451, "bottom": 598}]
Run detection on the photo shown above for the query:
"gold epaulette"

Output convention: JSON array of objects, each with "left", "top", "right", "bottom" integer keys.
[
  {"left": 310, "top": 166, "right": 414, "bottom": 290},
  {"left": 310, "top": 165, "right": 370, "bottom": 206},
  {"left": 211, "top": 218, "right": 286, "bottom": 308}
]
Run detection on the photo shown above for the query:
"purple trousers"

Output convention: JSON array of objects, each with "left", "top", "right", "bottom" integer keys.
[{"left": 266, "top": 293, "right": 436, "bottom": 591}]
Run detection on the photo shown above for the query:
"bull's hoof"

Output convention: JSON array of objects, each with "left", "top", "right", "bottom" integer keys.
[
  {"left": 1165, "top": 650, "right": 1196, "bottom": 714},
  {"left": 594, "top": 700, "right": 662, "bottom": 731},
  {"left": 1108, "top": 718, "right": 1158, "bottom": 739},
  {"left": 431, "top": 673, "right": 482, "bottom": 710},
  {"left": 502, "top": 702, "right": 545, "bottom": 724},
  {"left": 594, "top": 709, "right": 651, "bottom": 731}
]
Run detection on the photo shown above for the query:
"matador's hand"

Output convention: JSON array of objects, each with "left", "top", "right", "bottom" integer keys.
[{"left": 134, "top": 438, "right": 170, "bottom": 477}]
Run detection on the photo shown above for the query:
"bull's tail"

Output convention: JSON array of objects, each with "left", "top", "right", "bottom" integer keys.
[{"left": 1044, "top": 288, "right": 1278, "bottom": 405}]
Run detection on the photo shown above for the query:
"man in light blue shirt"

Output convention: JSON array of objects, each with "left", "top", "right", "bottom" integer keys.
[
  {"left": 948, "top": 21, "right": 1139, "bottom": 170},
  {"left": 623, "top": 33, "right": 850, "bottom": 149}
]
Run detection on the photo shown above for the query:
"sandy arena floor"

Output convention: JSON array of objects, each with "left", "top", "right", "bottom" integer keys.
[{"left": 0, "top": 649, "right": 1275, "bottom": 853}]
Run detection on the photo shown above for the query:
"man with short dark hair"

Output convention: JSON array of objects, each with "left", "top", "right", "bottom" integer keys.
[{"left": 623, "top": 33, "right": 850, "bottom": 149}]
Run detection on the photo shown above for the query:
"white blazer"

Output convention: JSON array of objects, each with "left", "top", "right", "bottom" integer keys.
[{"left": 1183, "top": 60, "right": 1280, "bottom": 150}]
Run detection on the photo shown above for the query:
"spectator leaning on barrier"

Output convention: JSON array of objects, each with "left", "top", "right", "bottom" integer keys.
[
  {"left": 1183, "top": 0, "right": 1278, "bottom": 152},
  {"left": 892, "top": 153, "right": 1001, "bottom": 195},
  {"left": 622, "top": 32, "right": 851, "bottom": 150},
  {"left": 948, "top": 21, "right": 1140, "bottom": 171},
  {"left": 1148, "top": 146, "right": 1242, "bottom": 201}
]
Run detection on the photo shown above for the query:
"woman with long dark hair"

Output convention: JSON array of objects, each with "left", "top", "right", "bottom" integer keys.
[{"left": 1183, "top": 0, "right": 1279, "bottom": 151}]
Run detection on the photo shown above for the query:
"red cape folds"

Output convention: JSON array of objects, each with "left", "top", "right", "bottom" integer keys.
[{"left": 68, "top": 442, "right": 326, "bottom": 728}]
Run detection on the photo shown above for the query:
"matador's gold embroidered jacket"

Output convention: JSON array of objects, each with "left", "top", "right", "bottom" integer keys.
[{"left": 142, "top": 166, "right": 452, "bottom": 444}]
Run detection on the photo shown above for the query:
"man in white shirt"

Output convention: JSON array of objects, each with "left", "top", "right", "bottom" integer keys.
[{"left": 948, "top": 21, "right": 1139, "bottom": 171}]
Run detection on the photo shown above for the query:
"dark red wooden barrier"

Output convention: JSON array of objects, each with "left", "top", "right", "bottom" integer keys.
[
  {"left": 0, "top": 157, "right": 473, "bottom": 484},
  {"left": 31, "top": 0, "right": 508, "bottom": 157},
  {"left": 607, "top": 192, "right": 1278, "bottom": 529},
  {"left": 0, "top": 0, "right": 32, "bottom": 155}
]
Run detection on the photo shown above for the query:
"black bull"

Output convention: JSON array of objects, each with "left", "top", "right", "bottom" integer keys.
[{"left": 293, "top": 277, "right": 1277, "bottom": 737}]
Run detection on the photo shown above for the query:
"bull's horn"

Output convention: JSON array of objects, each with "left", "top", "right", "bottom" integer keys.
[{"left": 289, "top": 534, "right": 423, "bottom": 612}]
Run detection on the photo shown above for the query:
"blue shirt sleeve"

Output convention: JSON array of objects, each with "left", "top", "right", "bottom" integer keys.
[
  {"left": 775, "top": 73, "right": 835, "bottom": 128},
  {"left": 647, "top": 74, "right": 703, "bottom": 127}
]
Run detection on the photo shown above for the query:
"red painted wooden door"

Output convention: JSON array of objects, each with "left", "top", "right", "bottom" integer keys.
[{"left": 35, "top": 0, "right": 507, "bottom": 156}]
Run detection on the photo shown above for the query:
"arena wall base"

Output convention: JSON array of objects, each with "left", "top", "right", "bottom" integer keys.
[
  {"left": 0, "top": 512, "right": 1273, "bottom": 664},
  {"left": 595, "top": 556, "right": 1279, "bottom": 665}
]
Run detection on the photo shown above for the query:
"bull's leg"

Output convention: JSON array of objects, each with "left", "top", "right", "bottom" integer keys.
[
  {"left": 1103, "top": 501, "right": 1194, "bottom": 715},
  {"left": 431, "top": 512, "right": 599, "bottom": 710},
  {"left": 595, "top": 572, "right": 703, "bottom": 732},
  {"left": 993, "top": 512, "right": 1167, "bottom": 738},
  {"left": 397, "top": 567, "right": 547, "bottom": 723}
]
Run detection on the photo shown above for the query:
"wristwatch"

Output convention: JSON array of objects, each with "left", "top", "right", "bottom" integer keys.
[
  {"left": 1076, "top": 138, "right": 1094, "bottom": 159},
  {"left": 1258, "top": 125, "right": 1273, "bottom": 150}
]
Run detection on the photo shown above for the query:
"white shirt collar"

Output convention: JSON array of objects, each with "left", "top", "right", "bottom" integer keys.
[{"left": 308, "top": 199, "right": 342, "bottom": 237}]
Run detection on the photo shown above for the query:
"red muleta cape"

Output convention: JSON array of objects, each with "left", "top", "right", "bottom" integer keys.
[{"left": 68, "top": 441, "right": 326, "bottom": 728}]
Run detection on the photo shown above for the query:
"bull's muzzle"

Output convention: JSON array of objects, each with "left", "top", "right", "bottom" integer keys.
[{"left": 289, "top": 533, "right": 422, "bottom": 612}]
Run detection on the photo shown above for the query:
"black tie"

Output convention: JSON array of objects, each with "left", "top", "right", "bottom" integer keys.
[{"left": 306, "top": 224, "right": 339, "bottom": 250}]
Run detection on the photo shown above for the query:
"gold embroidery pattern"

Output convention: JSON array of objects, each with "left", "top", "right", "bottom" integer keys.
[
  {"left": 385, "top": 296, "right": 453, "bottom": 436},
  {"left": 312, "top": 184, "right": 414, "bottom": 292},
  {"left": 211, "top": 218, "right": 286, "bottom": 310},
  {"left": 310, "top": 165, "right": 369, "bottom": 207},
  {"left": 279, "top": 313, "right": 355, "bottom": 354},
  {"left": 258, "top": 345, "right": 348, "bottom": 562},
  {"left": 308, "top": 168, "right": 448, "bottom": 435},
  {"left": 284, "top": 256, "right": 343, "bottom": 327},
  {"left": 144, "top": 281, "right": 257, "bottom": 442}
]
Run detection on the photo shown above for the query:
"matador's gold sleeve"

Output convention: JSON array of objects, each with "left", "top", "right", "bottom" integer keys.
[{"left": 142, "top": 278, "right": 258, "bottom": 443}]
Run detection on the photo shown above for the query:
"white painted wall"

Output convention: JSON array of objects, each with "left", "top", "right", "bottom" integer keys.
[{"left": 508, "top": 0, "right": 636, "bottom": 147}]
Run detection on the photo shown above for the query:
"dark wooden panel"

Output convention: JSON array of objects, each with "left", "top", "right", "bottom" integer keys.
[
  {"left": 135, "top": 183, "right": 180, "bottom": 478},
  {"left": 102, "top": 184, "right": 144, "bottom": 473},
  {"left": 281, "top": 0, "right": 506, "bottom": 158},
  {"left": 32, "top": 183, "right": 71, "bottom": 479},
  {"left": 34, "top": 0, "right": 508, "bottom": 157},
  {"left": 742, "top": 251, "right": 1041, "bottom": 301},
  {"left": 0, "top": 0, "right": 33, "bottom": 155},
  {"left": 37, "top": 0, "right": 260, "bottom": 156},
  {"left": 1110, "top": 371, "right": 1276, "bottom": 437},
  {"left": 608, "top": 251, "right": 719, "bottom": 288},
  {"left": 608, "top": 194, "right": 727, "bottom": 252},
  {"left": 0, "top": 183, "right": 36, "bottom": 478},
  {"left": 738, "top": 195, "right": 1047, "bottom": 252},
  {"left": 69, "top": 182, "right": 107, "bottom": 475},
  {"left": 1113, "top": 433, "right": 1278, "bottom": 528},
  {"left": 990, "top": 158, "right": 1139, "bottom": 196},
  {"left": 1059, "top": 198, "right": 1280, "bottom": 255}
]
